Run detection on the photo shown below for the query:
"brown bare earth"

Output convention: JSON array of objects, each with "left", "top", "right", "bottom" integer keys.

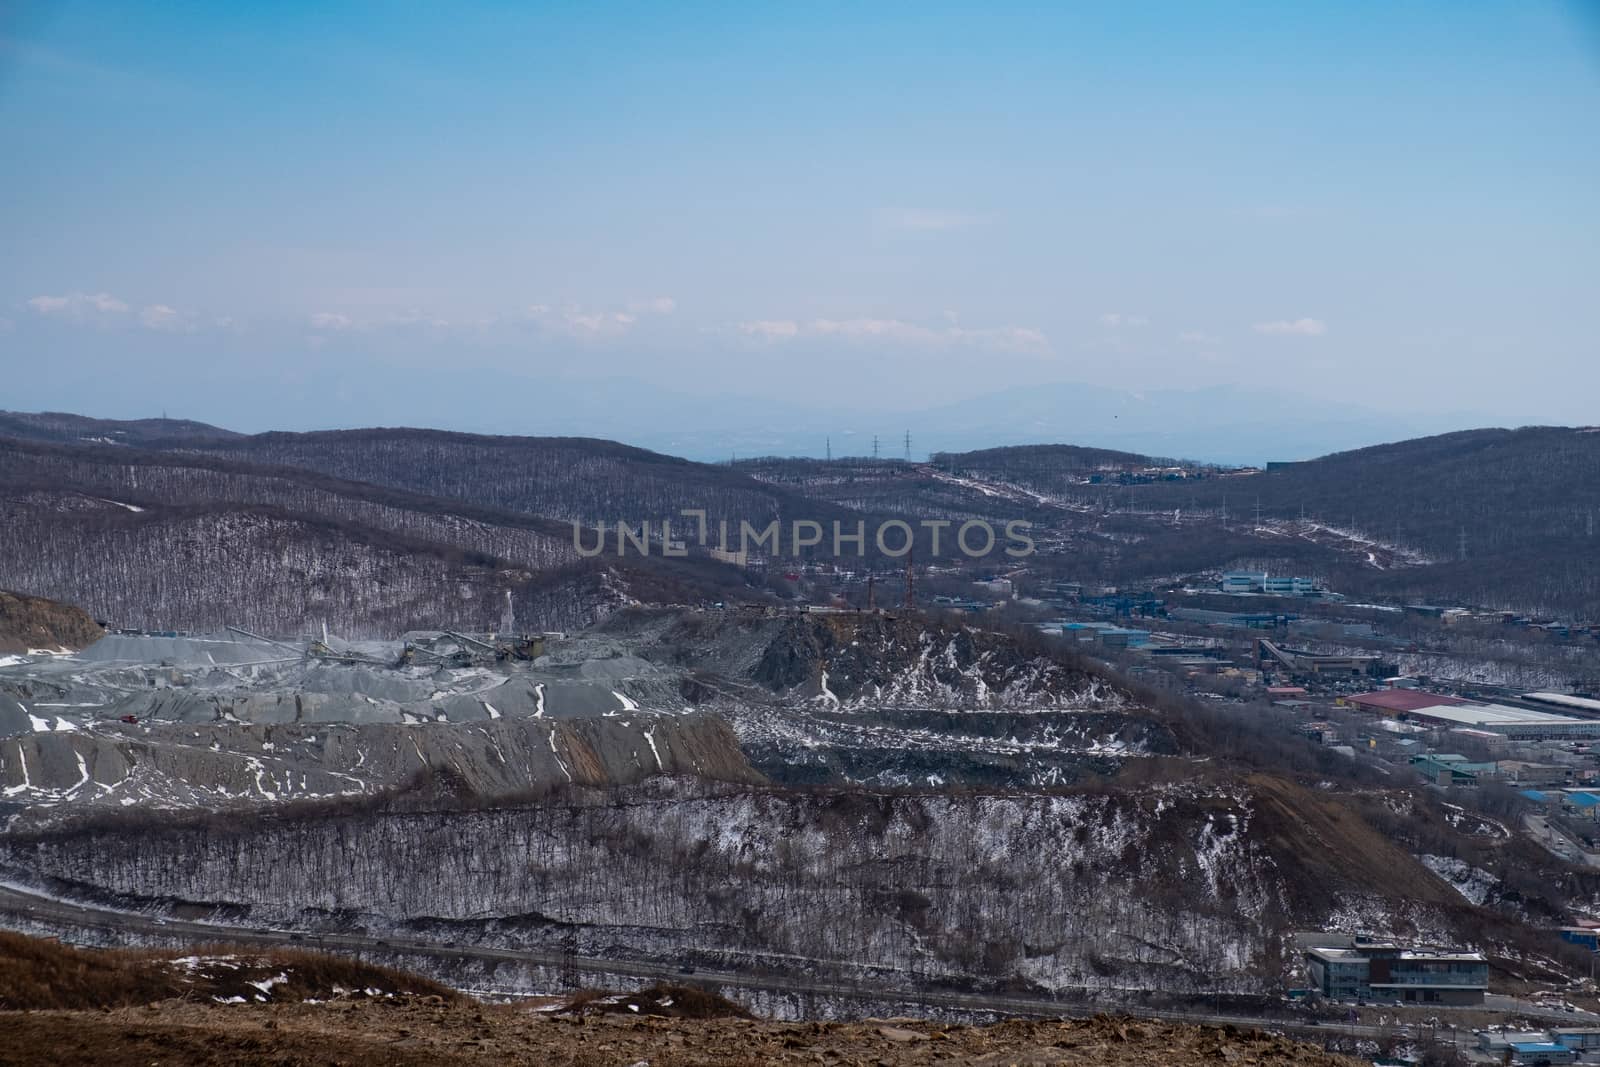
[
  {"left": 0, "top": 933, "right": 1363, "bottom": 1066},
  {"left": 0, "top": 931, "right": 456, "bottom": 1011},
  {"left": 0, "top": 1001, "right": 1367, "bottom": 1067},
  {"left": 0, "top": 590, "right": 102, "bottom": 653}
]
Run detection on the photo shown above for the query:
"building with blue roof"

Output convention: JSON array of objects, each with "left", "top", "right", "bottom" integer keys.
[{"left": 1506, "top": 1040, "right": 1576, "bottom": 1064}]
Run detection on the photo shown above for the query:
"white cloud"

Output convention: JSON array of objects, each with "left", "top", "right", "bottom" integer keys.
[
  {"left": 556, "top": 308, "right": 636, "bottom": 338},
  {"left": 27, "top": 291, "right": 129, "bottom": 315},
  {"left": 733, "top": 316, "right": 1047, "bottom": 353},
  {"left": 1253, "top": 317, "right": 1326, "bottom": 336},
  {"left": 138, "top": 304, "right": 194, "bottom": 332},
  {"left": 811, "top": 317, "right": 940, "bottom": 342},
  {"left": 1100, "top": 313, "right": 1148, "bottom": 328},
  {"left": 1178, "top": 330, "right": 1221, "bottom": 345},
  {"left": 878, "top": 208, "right": 988, "bottom": 232},
  {"left": 310, "top": 312, "right": 354, "bottom": 331},
  {"left": 627, "top": 296, "right": 677, "bottom": 315},
  {"left": 523, "top": 302, "right": 654, "bottom": 338},
  {"left": 389, "top": 309, "right": 451, "bottom": 328},
  {"left": 737, "top": 319, "right": 800, "bottom": 339}
]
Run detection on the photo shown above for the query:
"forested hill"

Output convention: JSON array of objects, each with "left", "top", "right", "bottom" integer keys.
[
  {"left": 933, "top": 442, "right": 1182, "bottom": 473},
  {"left": 1130, "top": 426, "right": 1600, "bottom": 610},
  {"left": 1152, "top": 425, "right": 1600, "bottom": 546},
  {"left": 0, "top": 410, "right": 240, "bottom": 446},
  {"left": 2, "top": 412, "right": 1597, "bottom": 621},
  {"left": 148, "top": 427, "right": 865, "bottom": 530},
  {"left": 0, "top": 436, "right": 763, "bottom": 637}
]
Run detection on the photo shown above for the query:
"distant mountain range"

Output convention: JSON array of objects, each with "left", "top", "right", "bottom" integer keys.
[
  {"left": 1, "top": 410, "right": 1596, "bottom": 629},
  {"left": 2, "top": 376, "right": 1540, "bottom": 467}
]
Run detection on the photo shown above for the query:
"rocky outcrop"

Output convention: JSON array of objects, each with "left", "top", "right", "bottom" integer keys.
[
  {"left": 0, "top": 712, "right": 760, "bottom": 819},
  {"left": 0, "top": 592, "right": 102, "bottom": 654},
  {"left": 752, "top": 613, "right": 1116, "bottom": 708}
]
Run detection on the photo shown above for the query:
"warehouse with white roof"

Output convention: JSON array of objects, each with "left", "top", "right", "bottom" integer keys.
[{"left": 1399, "top": 703, "right": 1600, "bottom": 741}]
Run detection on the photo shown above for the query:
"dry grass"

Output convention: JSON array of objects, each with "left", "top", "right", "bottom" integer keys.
[
  {"left": 0, "top": 930, "right": 457, "bottom": 1010},
  {"left": 0, "top": 932, "right": 185, "bottom": 1009}
]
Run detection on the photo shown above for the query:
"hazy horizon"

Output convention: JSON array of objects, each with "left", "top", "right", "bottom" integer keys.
[{"left": 3, "top": 2, "right": 1597, "bottom": 443}]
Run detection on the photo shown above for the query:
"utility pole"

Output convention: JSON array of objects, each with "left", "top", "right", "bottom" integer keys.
[
  {"left": 903, "top": 430, "right": 911, "bottom": 461},
  {"left": 866, "top": 574, "right": 876, "bottom": 611},
  {"left": 904, "top": 548, "right": 915, "bottom": 609},
  {"left": 873, "top": 435, "right": 880, "bottom": 460},
  {"left": 1458, "top": 527, "right": 1469, "bottom": 562},
  {"left": 825, "top": 436, "right": 831, "bottom": 461}
]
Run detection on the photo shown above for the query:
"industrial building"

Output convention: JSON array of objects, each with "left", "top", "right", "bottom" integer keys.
[
  {"left": 1219, "top": 572, "right": 1325, "bottom": 597},
  {"left": 1397, "top": 703, "right": 1600, "bottom": 741},
  {"left": 1343, "top": 690, "right": 1470, "bottom": 715},
  {"left": 1256, "top": 638, "right": 1384, "bottom": 679},
  {"left": 1304, "top": 938, "right": 1487, "bottom": 1005},
  {"left": 1526, "top": 692, "right": 1600, "bottom": 717},
  {"left": 1475, "top": 1028, "right": 1600, "bottom": 1064}
]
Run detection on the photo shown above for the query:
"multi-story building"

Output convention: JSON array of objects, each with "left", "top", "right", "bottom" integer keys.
[
  {"left": 1263, "top": 575, "right": 1321, "bottom": 597},
  {"left": 1305, "top": 938, "right": 1488, "bottom": 1005},
  {"left": 1220, "top": 571, "right": 1266, "bottom": 594},
  {"left": 1219, "top": 572, "right": 1324, "bottom": 597}
]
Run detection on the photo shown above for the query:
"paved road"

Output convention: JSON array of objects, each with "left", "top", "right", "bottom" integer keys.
[
  {"left": 1524, "top": 813, "right": 1600, "bottom": 867},
  {"left": 0, "top": 881, "right": 1460, "bottom": 1048}
]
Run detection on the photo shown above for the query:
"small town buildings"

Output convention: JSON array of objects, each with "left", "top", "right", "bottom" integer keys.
[
  {"left": 1476, "top": 1028, "right": 1600, "bottom": 1062},
  {"left": 1497, "top": 761, "right": 1573, "bottom": 787},
  {"left": 1409, "top": 753, "right": 1497, "bottom": 787},
  {"left": 1550, "top": 1028, "right": 1600, "bottom": 1052},
  {"left": 1507, "top": 1041, "right": 1577, "bottom": 1064}
]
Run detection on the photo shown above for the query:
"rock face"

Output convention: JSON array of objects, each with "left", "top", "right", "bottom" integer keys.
[
  {"left": 0, "top": 592, "right": 102, "bottom": 654},
  {"left": 597, "top": 609, "right": 1165, "bottom": 789},
  {"left": 739, "top": 612, "right": 1112, "bottom": 709},
  {"left": 0, "top": 712, "right": 760, "bottom": 818}
]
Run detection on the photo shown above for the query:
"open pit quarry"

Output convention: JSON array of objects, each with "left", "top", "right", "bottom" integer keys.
[
  {"left": 0, "top": 609, "right": 1170, "bottom": 821},
  {"left": 0, "top": 607, "right": 1503, "bottom": 1015}
]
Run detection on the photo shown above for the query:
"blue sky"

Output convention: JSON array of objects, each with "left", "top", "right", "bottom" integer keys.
[{"left": 1, "top": 1, "right": 1597, "bottom": 449}]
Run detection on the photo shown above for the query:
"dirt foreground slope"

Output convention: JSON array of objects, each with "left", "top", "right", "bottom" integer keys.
[{"left": 0, "top": 1001, "right": 1366, "bottom": 1067}]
